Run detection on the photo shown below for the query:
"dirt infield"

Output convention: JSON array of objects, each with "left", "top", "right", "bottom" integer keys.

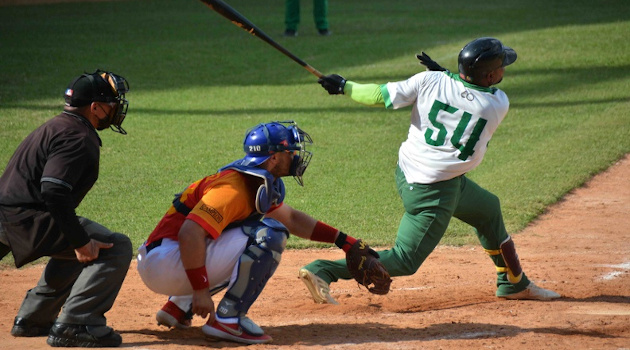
[{"left": 1, "top": 154, "right": 629, "bottom": 349}]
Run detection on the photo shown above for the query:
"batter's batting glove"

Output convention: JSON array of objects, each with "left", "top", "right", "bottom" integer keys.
[
  {"left": 416, "top": 52, "right": 447, "bottom": 72},
  {"left": 318, "top": 74, "right": 346, "bottom": 95}
]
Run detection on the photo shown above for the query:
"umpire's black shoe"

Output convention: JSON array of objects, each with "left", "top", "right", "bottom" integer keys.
[
  {"left": 47, "top": 323, "right": 122, "bottom": 348},
  {"left": 11, "top": 316, "right": 52, "bottom": 337}
]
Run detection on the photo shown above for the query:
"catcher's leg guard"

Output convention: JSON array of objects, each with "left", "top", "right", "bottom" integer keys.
[
  {"left": 486, "top": 236, "right": 523, "bottom": 284},
  {"left": 216, "top": 220, "right": 288, "bottom": 326}
]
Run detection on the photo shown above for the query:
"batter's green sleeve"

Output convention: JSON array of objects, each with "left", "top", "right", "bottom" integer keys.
[{"left": 345, "top": 81, "right": 386, "bottom": 107}]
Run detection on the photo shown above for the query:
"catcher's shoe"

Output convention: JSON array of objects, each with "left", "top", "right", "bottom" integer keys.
[
  {"left": 156, "top": 300, "right": 192, "bottom": 329},
  {"left": 202, "top": 317, "right": 272, "bottom": 345},
  {"left": 499, "top": 282, "right": 561, "bottom": 300},
  {"left": 298, "top": 268, "right": 339, "bottom": 305}
]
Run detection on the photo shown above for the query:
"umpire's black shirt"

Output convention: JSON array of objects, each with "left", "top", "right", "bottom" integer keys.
[{"left": 0, "top": 112, "right": 101, "bottom": 267}]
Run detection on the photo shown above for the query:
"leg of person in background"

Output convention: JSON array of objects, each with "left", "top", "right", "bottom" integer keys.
[
  {"left": 284, "top": 0, "right": 300, "bottom": 37},
  {"left": 314, "top": 0, "right": 330, "bottom": 35}
]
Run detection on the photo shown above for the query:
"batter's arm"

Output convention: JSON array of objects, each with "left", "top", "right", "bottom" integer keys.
[
  {"left": 345, "top": 81, "right": 386, "bottom": 107},
  {"left": 318, "top": 74, "right": 386, "bottom": 107}
]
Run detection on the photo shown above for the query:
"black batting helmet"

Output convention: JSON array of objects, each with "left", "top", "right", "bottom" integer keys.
[{"left": 458, "top": 37, "right": 517, "bottom": 84}]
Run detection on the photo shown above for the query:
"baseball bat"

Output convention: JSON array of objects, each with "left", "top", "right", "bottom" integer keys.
[{"left": 199, "top": 0, "right": 323, "bottom": 78}]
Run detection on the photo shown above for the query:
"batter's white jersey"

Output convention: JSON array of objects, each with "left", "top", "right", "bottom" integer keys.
[{"left": 385, "top": 71, "right": 510, "bottom": 184}]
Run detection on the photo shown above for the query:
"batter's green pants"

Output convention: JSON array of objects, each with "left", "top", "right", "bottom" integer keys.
[
  {"left": 304, "top": 165, "right": 530, "bottom": 296},
  {"left": 285, "top": 0, "right": 329, "bottom": 31}
]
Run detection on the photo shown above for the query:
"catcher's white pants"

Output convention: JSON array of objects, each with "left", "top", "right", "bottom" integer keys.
[{"left": 136, "top": 226, "right": 249, "bottom": 310}]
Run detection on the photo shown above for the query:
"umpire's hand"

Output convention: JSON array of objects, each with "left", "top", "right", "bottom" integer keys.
[{"left": 75, "top": 239, "right": 113, "bottom": 263}]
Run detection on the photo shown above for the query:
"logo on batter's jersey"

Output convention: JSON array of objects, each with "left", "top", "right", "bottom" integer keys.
[
  {"left": 199, "top": 203, "right": 223, "bottom": 223},
  {"left": 460, "top": 90, "right": 474, "bottom": 101}
]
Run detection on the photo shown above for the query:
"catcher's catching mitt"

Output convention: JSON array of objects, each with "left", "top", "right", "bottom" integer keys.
[{"left": 346, "top": 240, "right": 392, "bottom": 295}]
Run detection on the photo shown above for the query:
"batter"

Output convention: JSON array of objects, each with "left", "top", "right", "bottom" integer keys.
[{"left": 300, "top": 37, "right": 561, "bottom": 303}]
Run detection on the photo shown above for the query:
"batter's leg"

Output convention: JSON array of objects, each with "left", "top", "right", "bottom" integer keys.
[
  {"left": 305, "top": 167, "right": 459, "bottom": 284},
  {"left": 453, "top": 176, "right": 530, "bottom": 296}
]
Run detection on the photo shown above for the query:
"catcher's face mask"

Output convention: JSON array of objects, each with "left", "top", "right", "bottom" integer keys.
[{"left": 286, "top": 121, "right": 313, "bottom": 186}]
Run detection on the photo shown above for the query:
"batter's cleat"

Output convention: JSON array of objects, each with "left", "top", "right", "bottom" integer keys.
[
  {"left": 47, "top": 323, "right": 122, "bottom": 347},
  {"left": 298, "top": 268, "right": 339, "bottom": 305},
  {"left": 11, "top": 317, "right": 52, "bottom": 337},
  {"left": 202, "top": 317, "right": 272, "bottom": 345},
  {"left": 156, "top": 301, "right": 192, "bottom": 329},
  {"left": 499, "top": 282, "right": 561, "bottom": 300}
]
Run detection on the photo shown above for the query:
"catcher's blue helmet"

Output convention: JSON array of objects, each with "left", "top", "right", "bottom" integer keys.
[{"left": 241, "top": 121, "right": 313, "bottom": 186}]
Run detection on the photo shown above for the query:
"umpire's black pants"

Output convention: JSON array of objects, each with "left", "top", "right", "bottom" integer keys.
[{"left": 3, "top": 217, "right": 132, "bottom": 327}]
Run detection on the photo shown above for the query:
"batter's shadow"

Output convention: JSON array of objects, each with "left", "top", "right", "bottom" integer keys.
[
  {"left": 264, "top": 321, "right": 617, "bottom": 346},
  {"left": 117, "top": 319, "right": 617, "bottom": 348}
]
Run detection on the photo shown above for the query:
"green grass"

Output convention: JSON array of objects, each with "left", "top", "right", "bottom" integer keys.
[{"left": 1, "top": 0, "right": 629, "bottom": 259}]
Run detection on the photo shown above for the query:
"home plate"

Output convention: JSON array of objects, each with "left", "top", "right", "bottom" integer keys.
[
  {"left": 568, "top": 304, "right": 630, "bottom": 316},
  {"left": 596, "top": 261, "right": 630, "bottom": 280}
]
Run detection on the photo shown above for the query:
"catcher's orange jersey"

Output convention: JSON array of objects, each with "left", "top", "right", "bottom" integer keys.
[{"left": 146, "top": 170, "right": 281, "bottom": 244}]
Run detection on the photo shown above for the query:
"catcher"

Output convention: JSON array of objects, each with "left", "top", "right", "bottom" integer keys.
[{"left": 136, "top": 120, "right": 390, "bottom": 345}]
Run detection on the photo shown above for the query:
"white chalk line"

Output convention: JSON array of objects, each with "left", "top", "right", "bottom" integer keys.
[{"left": 596, "top": 261, "right": 630, "bottom": 281}]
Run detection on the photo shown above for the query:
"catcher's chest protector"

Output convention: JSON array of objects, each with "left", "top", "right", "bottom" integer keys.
[{"left": 219, "top": 163, "right": 286, "bottom": 214}]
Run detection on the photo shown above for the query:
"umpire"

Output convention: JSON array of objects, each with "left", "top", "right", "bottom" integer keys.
[{"left": 0, "top": 70, "right": 133, "bottom": 347}]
